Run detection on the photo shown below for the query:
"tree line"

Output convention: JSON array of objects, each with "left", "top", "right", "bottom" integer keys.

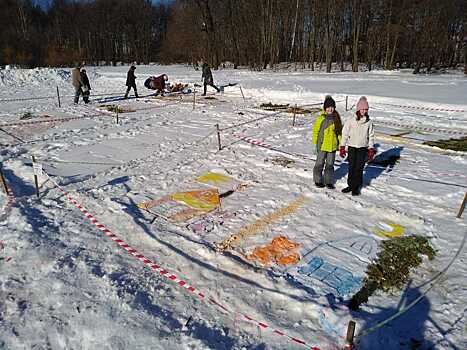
[
  {"left": 0, "top": 0, "right": 170, "bottom": 67},
  {"left": 1, "top": 0, "right": 466, "bottom": 73}
]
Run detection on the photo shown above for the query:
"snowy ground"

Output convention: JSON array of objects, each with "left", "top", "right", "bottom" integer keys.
[{"left": 0, "top": 65, "right": 466, "bottom": 350}]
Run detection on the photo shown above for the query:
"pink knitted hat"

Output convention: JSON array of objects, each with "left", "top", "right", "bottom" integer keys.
[{"left": 356, "top": 96, "right": 369, "bottom": 111}]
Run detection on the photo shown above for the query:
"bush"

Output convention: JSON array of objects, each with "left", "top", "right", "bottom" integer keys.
[
  {"left": 349, "top": 236, "right": 435, "bottom": 310},
  {"left": 423, "top": 137, "right": 467, "bottom": 152}
]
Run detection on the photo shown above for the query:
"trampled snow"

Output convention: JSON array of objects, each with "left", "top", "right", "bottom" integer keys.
[{"left": 0, "top": 65, "right": 466, "bottom": 350}]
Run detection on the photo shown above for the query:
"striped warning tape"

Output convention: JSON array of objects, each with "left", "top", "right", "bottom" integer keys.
[
  {"left": 0, "top": 170, "right": 15, "bottom": 221},
  {"left": 0, "top": 95, "right": 56, "bottom": 102},
  {"left": 234, "top": 131, "right": 467, "bottom": 181},
  {"left": 233, "top": 133, "right": 274, "bottom": 148},
  {"left": 0, "top": 115, "right": 99, "bottom": 128},
  {"left": 0, "top": 194, "right": 15, "bottom": 221},
  {"left": 428, "top": 171, "right": 467, "bottom": 178},
  {"left": 0, "top": 238, "right": 13, "bottom": 263},
  {"left": 375, "top": 102, "right": 465, "bottom": 113},
  {"left": 375, "top": 120, "right": 467, "bottom": 136},
  {"left": 44, "top": 172, "right": 322, "bottom": 350},
  {"left": 0, "top": 111, "right": 113, "bottom": 128}
]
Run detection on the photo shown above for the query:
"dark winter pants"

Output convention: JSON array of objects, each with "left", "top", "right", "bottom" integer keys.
[
  {"left": 347, "top": 146, "right": 367, "bottom": 192},
  {"left": 313, "top": 150, "right": 335, "bottom": 185},
  {"left": 74, "top": 87, "right": 83, "bottom": 104},
  {"left": 203, "top": 83, "right": 220, "bottom": 95},
  {"left": 125, "top": 84, "right": 138, "bottom": 98},
  {"left": 83, "top": 90, "right": 90, "bottom": 104}
]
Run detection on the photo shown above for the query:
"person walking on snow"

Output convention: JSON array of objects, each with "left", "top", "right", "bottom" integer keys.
[
  {"left": 339, "top": 96, "right": 376, "bottom": 196},
  {"left": 201, "top": 63, "right": 220, "bottom": 96},
  {"left": 312, "top": 95, "right": 343, "bottom": 189},
  {"left": 80, "top": 68, "right": 91, "bottom": 104},
  {"left": 71, "top": 65, "right": 83, "bottom": 104},
  {"left": 125, "top": 65, "right": 138, "bottom": 98}
]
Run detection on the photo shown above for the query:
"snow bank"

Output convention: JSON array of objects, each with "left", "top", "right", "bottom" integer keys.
[{"left": 0, "top": 68, "right": 71, "bottom": 87}]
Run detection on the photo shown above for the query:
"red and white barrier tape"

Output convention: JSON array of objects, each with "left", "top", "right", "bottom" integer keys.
[
  {"left": 44, "top": 173, "right": 321, "bottom": 350},
  {"left": 375, "top": 120, "right": 467, "bottom": 136},
  {"left": 0, "top": 194, "right": 15, "bottom": 221},
  {"left": 0, "top": 239, "right": 12, "bottom": 263},
  {"left": 0, "top": 95, "right": 56, "bottom": 103},
  {"left": 0, "top": 113, "right": 113, "bottom": 128},
  {"left": 375, "top": 102, "right": 465, "bottom": 113},
  {"left": 233, "top": 133, "right": 274, "bottom": 149},
  {"left": 433, "top": 171, "right": 467, "bottom": 178},
  {"left": 1, "top": 193, "right": 15, "bottom": 261},
  {"left": 233, "top": 131, "right": 467, "bottom": 180}
]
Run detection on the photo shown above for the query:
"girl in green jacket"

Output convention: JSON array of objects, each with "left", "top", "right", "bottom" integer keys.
[{"left": 312, "top": 96, "right": 343, "bottom": 189}]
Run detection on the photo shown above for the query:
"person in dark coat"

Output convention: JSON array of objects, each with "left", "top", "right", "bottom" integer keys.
[
  {"left": 144, "top": 74, "right": 168, "bottom": 96},
  {"left": 201, "top": 63, "right": 220, "bottom": 96},
  {"left": 124, "top": 65, "right": 138, "bottom": 98},
  {"left": 80, "top": 69, "right": 91, "bottom": 104}
]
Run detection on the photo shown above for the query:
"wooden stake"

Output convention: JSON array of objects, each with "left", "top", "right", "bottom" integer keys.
[
  {"left": 292, "top": 104, "right": 297, "bottom": 126},
  {"left": 116, "top": 109, "right": 119, "bottom": 124},
  {"left": 193, "top": 90, "right": 196, "bottom": 110},
  {"left": 216, "top": 124, "right": 222, "bottom": 151},
  {"left": 56, "top": 86, "right": 61, "bottom": 108},
  {"left": 239, "top": 85, "right": 245, "bottom": 102},
  {"left": 345, "top": 96, "right": 348, "bottom": 111},
  {"left": 0, "top": 165, "right": 9, "bottom": 195},
  {"left": 185, "top": 316, "right": 193, "bottom": 328},
  {"left": 344, "top": 320, "right": 356, "bottom": 350},
  {"left": 32, "top": 155, "right": 40, "bottom": 199},
  {"left": 457, "top": 192, "right": 467, "bottom": 218}
]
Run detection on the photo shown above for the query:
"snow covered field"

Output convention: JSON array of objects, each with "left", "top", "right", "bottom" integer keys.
[{"left": 0, "top": 65, "right": 466, "bottom": 350}]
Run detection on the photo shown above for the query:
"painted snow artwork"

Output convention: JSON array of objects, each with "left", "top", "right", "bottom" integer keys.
[
  {"left": 0, "top": 65, "right": 466, "bottom": 350},
  {"left": 137, "top": 188, "right": 221, "bottom": 223},
  {"left": 194, "top": 171, "right": 246, "bottom": 193}
]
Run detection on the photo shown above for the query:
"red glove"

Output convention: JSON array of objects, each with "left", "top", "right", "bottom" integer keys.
[
  {"left": 339, "top": 146, "right": 346, "bottom": 158},
  {"left": 367, "top": 148, "right": 375, "bottom": 162}
]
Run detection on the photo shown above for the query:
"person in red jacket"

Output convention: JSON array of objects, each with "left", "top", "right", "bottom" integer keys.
[{"left": 144, "top": 74, "right": 168, "bottom": 96}]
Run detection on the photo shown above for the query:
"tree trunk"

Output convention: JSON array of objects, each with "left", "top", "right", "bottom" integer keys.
[
  {"left": 325, "top": 9, "right": 333, "bottom": 72},
  {"left": 228, "top": 0, "right": 240, "bottom": 68},
  {"left": 351, "top": 0, "right": 361, "bottom": 72},
  {"left": 289, "top": 0, "right": 300, "bottom": 61},
  {"left": 388, "top": 34, "right": 399, "bottom": 70},
  {"left": 464, "top": 35, "right": 467, "bottom": 75},
  {"left": 384, "top": 1, "right": 393, "bottom": 70}
]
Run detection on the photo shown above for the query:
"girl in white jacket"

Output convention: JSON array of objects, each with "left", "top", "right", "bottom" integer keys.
[{"left": 339, "top": 96, "right": 375, "bottom": 196}]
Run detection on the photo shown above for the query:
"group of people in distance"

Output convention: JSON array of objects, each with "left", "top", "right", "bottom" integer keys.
[
  {"left": 312, "top": 95, "right": 375, "bottom": 196},
  {"left": 72, "top": 62, "right": 220, "bottom": 104}
]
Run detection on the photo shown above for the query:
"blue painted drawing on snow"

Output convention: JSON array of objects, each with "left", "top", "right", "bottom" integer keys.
[{"left": 296, "top": 256, "right": 363, "bottom": 296}]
